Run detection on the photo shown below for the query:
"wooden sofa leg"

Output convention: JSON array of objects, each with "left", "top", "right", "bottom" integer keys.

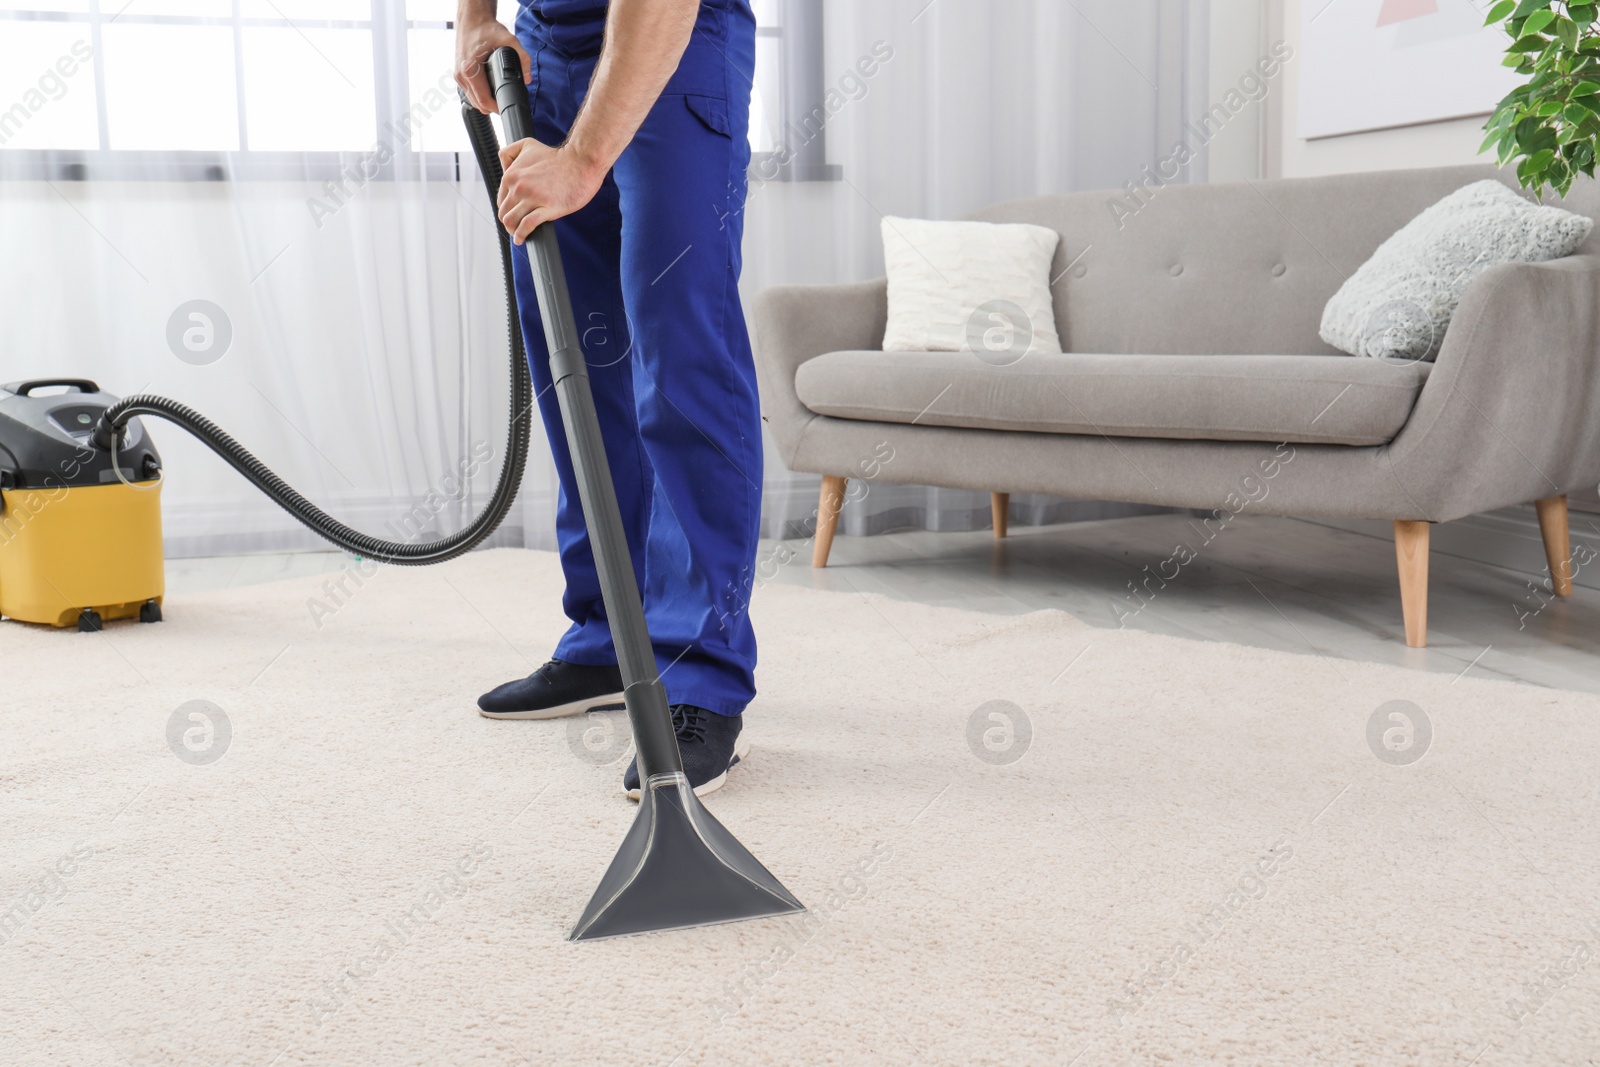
[
  {"left": 1535, "top": 494, "right": 1573, "bottom": 597},
  {"left": 992, "top": 493, "right": 1009, "bottom": 539},
  {"left": 1394, "top": 520, "right": 1430, "bottom": 648},
  {"left": 813, "top": 475, "right": 847, "bottom": 568}
]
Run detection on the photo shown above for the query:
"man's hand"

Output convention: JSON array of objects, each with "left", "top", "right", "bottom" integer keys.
[
  {"left": 497, "top": 138, "right": 606, "bottom": 244},
  {"left": 455, "top": 4, "right": 530, "bottom": 115}
]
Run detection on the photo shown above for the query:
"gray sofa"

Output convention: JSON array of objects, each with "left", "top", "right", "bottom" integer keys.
[{"left": 752, "top": 164, "right": 1600, "bottom": 647}]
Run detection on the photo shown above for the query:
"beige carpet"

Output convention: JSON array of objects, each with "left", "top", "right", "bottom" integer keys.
[{"left": 3, "top": 547, "right": 1598, "bottom": 1066}]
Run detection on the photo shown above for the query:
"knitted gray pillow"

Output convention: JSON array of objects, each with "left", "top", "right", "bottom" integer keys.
[{"left": 1320, "top": 179, "right": 1592, "bottom": 361}]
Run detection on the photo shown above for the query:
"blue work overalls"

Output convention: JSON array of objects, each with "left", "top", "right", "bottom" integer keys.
[{"left": 511, "top": 1, "right": 760, "bottom": 717}]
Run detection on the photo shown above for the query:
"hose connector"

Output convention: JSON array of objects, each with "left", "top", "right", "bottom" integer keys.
[{"left": 91, "top": 413, "right": 121, "bottom": 451}]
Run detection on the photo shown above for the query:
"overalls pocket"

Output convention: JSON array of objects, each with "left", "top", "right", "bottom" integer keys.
[{"left": 683, "top": 94, "right": 732, "bottom": 140}]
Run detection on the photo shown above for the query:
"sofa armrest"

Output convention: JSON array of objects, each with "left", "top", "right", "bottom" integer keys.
[
  {"left": 750, "top": 278, "right": 887, "bottom": 467},
  {"left": 1389, "top": 253, "right": 1600, "bottom": 520}
]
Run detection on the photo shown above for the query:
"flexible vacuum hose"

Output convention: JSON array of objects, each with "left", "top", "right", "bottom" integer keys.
[{"left": 91, "top": 98, "right": 533, "bottom": 566}]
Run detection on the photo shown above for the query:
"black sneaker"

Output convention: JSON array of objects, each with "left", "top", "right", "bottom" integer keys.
[
  {"left": 623, "top": 705, "right": 749, "bottom": 800},
  {"left": 477, "top": 659, "right": 625, "bottom": 720}
]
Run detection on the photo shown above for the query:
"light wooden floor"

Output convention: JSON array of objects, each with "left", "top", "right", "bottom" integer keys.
[
  {"left": 764, "top": 506, "right": 1600, "bottom": 694},
  {"left": 166, "top": 505, "right": 1600, "bottom": 695}
]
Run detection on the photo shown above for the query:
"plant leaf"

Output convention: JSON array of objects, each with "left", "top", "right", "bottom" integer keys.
[{"left": 1523, "top": 9, "right": 1557, "bottom": 35}]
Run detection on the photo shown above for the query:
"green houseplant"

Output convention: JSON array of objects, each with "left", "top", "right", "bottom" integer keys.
[{"left": 1482, "top": 0, "right": 1600, "bottom": 197}]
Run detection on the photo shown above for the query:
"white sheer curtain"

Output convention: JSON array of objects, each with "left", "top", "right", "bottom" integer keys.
[
  {"left": 0, "top": 0, "right": 1205, "bottom": 559},
  {"left": 0, "top": 0, "right": 557, "bottom": 557},
  {"left": 744, "top": 0, "right": 1210, "bottom": 541}
]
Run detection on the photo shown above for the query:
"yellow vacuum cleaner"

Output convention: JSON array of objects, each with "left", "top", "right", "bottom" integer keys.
[{"left": 0, "top": 379, "right": 164, "bottom": 631}]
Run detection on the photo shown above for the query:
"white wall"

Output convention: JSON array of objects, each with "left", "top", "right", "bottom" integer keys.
[
  {"left": 1203, "top": 0, "right": 1502, "bottom": 181},
  {"left": 1263, "top": 0, "right": 1495, "bottom": 179}
]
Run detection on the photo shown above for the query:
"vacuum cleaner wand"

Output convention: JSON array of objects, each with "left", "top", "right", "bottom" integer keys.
[
  {"left": 487, "top": 54, "right": 680, "bottom": 786},
  {"left": 484, "top": 47, "right": 804, "bottom": 941}
]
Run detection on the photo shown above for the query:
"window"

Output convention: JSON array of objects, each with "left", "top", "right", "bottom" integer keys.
[
  {"left": 0, "top": 0, "right": 483, "bottom": 179},
  {"left": 0, "top": 0, "right": 826, "bottom": 181},
  {"left": 749, "top": 0, "right": 839, "bottom": 182},
  {"left": 750, "top": 0, "right": 783, "bottom": 158}
]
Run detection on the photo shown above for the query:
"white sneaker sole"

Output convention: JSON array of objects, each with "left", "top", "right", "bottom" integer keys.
[
  {"left": 624, "top": 732, "right": 751, "bottom": 801},
  {"left": 478, "top": 693, "right": 625, "bottom": 721}
]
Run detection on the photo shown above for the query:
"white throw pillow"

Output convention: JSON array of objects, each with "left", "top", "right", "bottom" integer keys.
[
  {"left": 880, "top": 216, "right": 1062, "bottom": 363},
  {"left": 1320, "top": 179, "right": 1592, "bottom": 361}
]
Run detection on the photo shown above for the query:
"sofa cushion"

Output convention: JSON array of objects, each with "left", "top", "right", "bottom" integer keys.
[
  {"left": 1320, "top": 180, "right": 1593, "bottom": 361},
  {"left": 880, "top": 216, "right": 1063, "bottom": 358},
  {"left": 793, "top": 351, "right": 1432, "bottom": 446}
]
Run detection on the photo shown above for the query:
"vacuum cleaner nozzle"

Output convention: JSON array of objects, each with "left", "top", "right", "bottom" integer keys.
[{"left": 569, "top": 773, "right": 805, "bottom": 942}]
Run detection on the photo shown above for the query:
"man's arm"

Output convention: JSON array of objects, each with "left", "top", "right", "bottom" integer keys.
[
  {"left": 456, "top": 0, "right": 701, "bottom": 245},
  {"left": 555, "top": 0, "right": 702, "bottom": 189}
]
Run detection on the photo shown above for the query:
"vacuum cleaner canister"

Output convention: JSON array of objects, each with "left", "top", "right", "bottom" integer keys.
[{"left": 0, "top": 379, "right": 164, "bottom": 631}]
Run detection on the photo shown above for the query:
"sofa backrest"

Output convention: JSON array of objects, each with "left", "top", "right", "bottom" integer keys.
[{"left": 968, "top": 164, "right": 1600, "bottom": 357}]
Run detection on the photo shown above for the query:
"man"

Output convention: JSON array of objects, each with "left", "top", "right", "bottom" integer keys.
[{"left": 456, "top": 0, "right": 762, "bottom": 800}]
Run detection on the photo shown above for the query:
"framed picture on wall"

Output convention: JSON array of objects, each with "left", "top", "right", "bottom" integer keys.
[{"left": 1299, "top": 0, "right": 1522, "bottom": 139}]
